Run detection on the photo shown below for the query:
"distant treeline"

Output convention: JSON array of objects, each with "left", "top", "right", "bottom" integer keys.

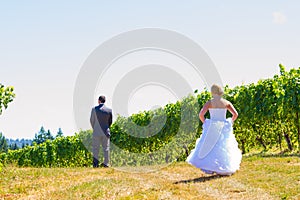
[
  {"left": 0, "top": 126, "right": 64, "bottom": 152},
  {"left": 6, "top": 138, "right": 33, "bottom": 149}
]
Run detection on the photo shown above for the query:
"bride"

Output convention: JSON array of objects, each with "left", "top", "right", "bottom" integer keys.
[{"left": 186, "top": 84, "right": 242, "bottom": 175}]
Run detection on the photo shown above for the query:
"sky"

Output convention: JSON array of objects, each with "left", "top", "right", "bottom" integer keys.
[{"left": 0, "top": 1, "right": 299, "bottom": 139}]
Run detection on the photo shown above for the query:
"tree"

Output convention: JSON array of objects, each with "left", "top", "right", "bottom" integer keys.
[
  {"left": 0, "top": 83, "right": 15, "bottom": 114},
  {"left": 0, "top": 132, "right": 8, "bottom": 153},
  {"left": 9, "top": 143, "right": 18, "bottom": 150},
  {"left": 56, "top": 128, "right": 64, "bottom": 138},
  {"left": 33, "top": 126, "right": 54, "bottom": 144}
]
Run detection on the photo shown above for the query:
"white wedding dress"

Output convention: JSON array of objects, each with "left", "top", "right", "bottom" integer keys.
[{"left": 186, "top": 108, "right": 242, "bottom": 175}]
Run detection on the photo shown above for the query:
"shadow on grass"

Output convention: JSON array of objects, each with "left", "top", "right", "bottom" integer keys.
[
  {"left": 243, "top": 150, "right": 300, "bottom": 158},
  {"left": 174, "top": 174, "right": 228, "bottom": 184}
]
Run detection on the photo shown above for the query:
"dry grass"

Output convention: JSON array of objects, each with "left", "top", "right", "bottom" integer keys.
[{"left": 0, "top": 155, "right": 299, "bottom": 200}]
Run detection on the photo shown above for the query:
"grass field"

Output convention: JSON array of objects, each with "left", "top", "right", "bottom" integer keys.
[{"left": 0, "top": 154, "right": 299, "bottom": 200}]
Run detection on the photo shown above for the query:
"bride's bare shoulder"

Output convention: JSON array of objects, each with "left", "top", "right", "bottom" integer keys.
[
  {"left": 222, "top": 98, "right": 232, "bottom": 107},
  {"left": 204, "top": 100, "right": 212, "bottom": 107}
]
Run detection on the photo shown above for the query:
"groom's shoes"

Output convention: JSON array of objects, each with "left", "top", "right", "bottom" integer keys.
[
  {"left": 100, "top": 163, "right": 109, "bottom": 168},
  {"left": 93, "top": 158, "right": 99, "bottom": 168}
]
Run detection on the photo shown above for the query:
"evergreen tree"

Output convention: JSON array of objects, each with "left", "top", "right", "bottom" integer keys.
[
  {"left": 9, "top": 143, "right": 18, "bottom": 150},
  {"left": 56, "top": 128, "right": 64, "bottom": 138},
  {"left": 33, "top": 126, "right": 54, "bottom": 144},
  {"left": 46, "top": 129, "right": 54, "bottom": 140},
  {"left": 0, "top": 132, "right": 8, "bottom": 153}
]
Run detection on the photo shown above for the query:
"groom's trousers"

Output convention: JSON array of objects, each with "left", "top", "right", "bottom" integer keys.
[{"left": 92, "top": 134, "right": 110, "bottom": 166}]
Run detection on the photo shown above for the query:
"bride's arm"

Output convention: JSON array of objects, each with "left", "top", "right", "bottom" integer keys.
[
  {"left": 226, "top": 102, "right": 238, "bottom": 121},
  {"left": 199, "top": 101, "right": 210, "bottom": 123}
]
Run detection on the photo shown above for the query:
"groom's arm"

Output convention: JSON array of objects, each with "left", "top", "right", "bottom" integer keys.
[
  {"left": 90, "top": 108, "right": 96, "bottom": 128},
  {"left": 108, "top": 111, "right": 112, "bottom": 127}
]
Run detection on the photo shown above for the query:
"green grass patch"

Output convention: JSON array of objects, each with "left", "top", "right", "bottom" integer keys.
[{"left": 0, "top": 155, "right": 299, "bottom": 199}]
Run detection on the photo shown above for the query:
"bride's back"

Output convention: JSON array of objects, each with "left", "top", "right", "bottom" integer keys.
[{"left": 210, "top": 97, "right": 229, "bottom": 109}]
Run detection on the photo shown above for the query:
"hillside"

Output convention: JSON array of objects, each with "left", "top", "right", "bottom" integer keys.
[{"left": 1, "top": 155, "right": 299, "bottom": 200}]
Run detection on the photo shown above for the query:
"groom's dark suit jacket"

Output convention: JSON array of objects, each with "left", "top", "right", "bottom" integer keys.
[{"left": 90, "top": 103, "right": 113, "bottom": 137}]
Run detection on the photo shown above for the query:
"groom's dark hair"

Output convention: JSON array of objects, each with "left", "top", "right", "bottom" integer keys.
[{"left": 98, "top": 95, "right": 106, "bottom": 103}]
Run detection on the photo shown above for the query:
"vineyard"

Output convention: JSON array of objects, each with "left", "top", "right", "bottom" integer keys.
[{"left": 0, "top": 65, "right": 299, "bottom": 168}]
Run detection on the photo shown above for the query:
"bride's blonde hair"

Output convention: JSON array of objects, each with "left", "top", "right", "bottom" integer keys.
[{"left": 211, "top": 84, "right": 224, "bottom": 96}]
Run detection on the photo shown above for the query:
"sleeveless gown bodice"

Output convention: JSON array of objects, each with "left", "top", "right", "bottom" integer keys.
[{"left": 209, "top": 108, "right": 227, "bottom": 121}]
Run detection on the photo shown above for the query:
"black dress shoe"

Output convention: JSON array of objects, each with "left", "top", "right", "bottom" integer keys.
[
  {"left": 93, "top": 158, "right": 99, "bottom": 168},
  {"left": 100, "top": 163, "right": 109, "bottom": 168}
]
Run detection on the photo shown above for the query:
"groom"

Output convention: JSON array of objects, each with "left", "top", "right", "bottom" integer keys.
[{"left": 90, "top": 95, "right": 112, "bottom": 168}]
